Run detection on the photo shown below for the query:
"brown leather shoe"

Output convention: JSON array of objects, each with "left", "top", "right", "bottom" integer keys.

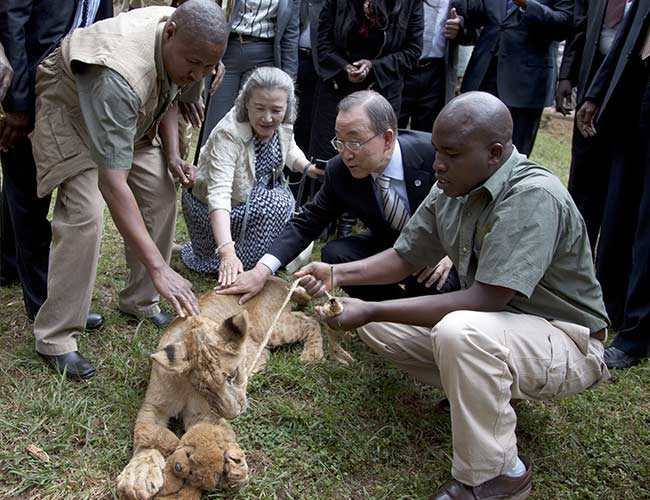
[{"left": 430, "top": 458, "right": 532, "bottom": 500}]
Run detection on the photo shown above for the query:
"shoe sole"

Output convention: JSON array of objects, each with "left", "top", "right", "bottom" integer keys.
[{"left": 509, "top": 482, "right": 532, "bottom": 500}]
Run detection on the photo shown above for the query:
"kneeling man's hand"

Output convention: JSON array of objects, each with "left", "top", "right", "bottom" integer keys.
[
  {"left": 414, "top": 255, "right": 453, "bottom": 290},
  {"left": 319, "top": 297, "right": 371, "bottom": 330},
  {"left": 216, "top": 263, "right": 272, "bottom": 304},
  {"left": 294, "top": 262, "right": 335, "bottom": 298}
]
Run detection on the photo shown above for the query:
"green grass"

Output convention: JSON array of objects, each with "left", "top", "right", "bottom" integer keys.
[{"left": 1, "top": 117, "right": 649, "bottom": 499}]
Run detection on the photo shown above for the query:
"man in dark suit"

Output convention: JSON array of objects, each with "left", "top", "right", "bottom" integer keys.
[
  {"left": 218, "top": 90, "right": 458, "bottom": 303},
  {"left": 0, "top": 0, "right": 111, "bottom": 323},
  {"left": 557, "top": 0, "right": 633, "bottom": 250},
  {"left": 577, "top": 0, "right": 650, "bottom": 368},
  {"left": 446, "top": 0, "right": 573, "bottom": 155}
]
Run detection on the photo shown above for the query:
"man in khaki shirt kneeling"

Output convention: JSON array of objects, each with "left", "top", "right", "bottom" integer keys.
[{"left": 297, "top": 92, "right": 610, "bottom": 500}]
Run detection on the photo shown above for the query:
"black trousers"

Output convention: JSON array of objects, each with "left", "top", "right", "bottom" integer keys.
[
  {"left": 289, "top": 49, "right": 322, "bottom": 205},
  {"left": 567, "top": 52, "right": 608, "bottom": 252},
  {"left": 320, "top": 232, "right": 460, "bottom": 301},
  {"left": 1, "top": 137, "right": 52, "bottom": 319},
  {"left": 478, "top": 57, "right": 542, "bottom": 156},
  {"left": 398, "top": 57, "right": 446, "bottom": 133},
  {"left": 0, "top": 185, "right": 18, "bottom": 283},
  {"left": 599, "top": 63, "right": 650, "bottom": 358},
  {"left": 567, "top": 121, "right": 611, "bottom": 252}
]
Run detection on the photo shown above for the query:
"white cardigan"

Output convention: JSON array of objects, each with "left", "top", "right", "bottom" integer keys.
[{"left": 192, "top": 107, "right": 307, "bottom": 213}]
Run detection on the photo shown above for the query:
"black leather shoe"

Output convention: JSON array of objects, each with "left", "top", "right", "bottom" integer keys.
[
  {"left": 39, "top": 351, "right": 96, "bottom": 380},
  {"left": 148, "top": 311, "right": 175, "bottom": 329},
  {"left": 604, "top": 346, "right": 644, "bottom": 369},
  {"left": 85, "top": 312, "right": 104, "bottom": 331}
]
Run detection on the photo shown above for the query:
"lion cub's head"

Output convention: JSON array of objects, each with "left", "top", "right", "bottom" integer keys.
[
  {"left": 168, "top": 420, "right": 249, "bottom": 492},
  {"left": 151, "top": 313, "right": 250, "bottom": 419}
]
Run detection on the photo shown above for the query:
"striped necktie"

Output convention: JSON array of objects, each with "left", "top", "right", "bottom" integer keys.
[{"left": 376, "top": 175, "right": 409, "bottom": 231}]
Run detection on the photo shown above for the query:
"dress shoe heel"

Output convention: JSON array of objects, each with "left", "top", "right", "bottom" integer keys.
[
  {"left": 38, "top": 351, "right": 96, "bottom": 380},
  {"left": 85, "top": 312, "right": 104, "bottom": 331}
]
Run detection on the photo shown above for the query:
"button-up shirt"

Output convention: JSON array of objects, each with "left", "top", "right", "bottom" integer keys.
[
  {"left": 422, "top": 0, "right": 450, "bottom": 59},
  {"left": 74, "top": 23, "right": 200, "bottom": 169},
  {"left": 394, "top": 148, "right": 609, "bottom": 334}
]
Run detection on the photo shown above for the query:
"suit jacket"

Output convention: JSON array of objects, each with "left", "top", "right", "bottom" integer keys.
[
  {"left": 0, "top": 0, "right": 112, "bottom": 114},
  {"left": 316, "top": 0, "right": 423, "bottom": 97},
  {"left": 586, "top": 0, "right": 650, "bottom": 124},
  {"left": 230, "top": 0, "right": 300, "bottom": 79},
  {"left": 268, "top": 129, "right": 436, "bottom": 266},
  {"left": 558, "top": 0, "right": 608, "bottom": 103},
  {"left": 455, "top": 0, "right": 573, "bottom": 108}
]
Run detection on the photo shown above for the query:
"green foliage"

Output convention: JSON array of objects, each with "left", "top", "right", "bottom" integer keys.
[{"left": 1, "top": 118, "right": 649, "bottom": 499}]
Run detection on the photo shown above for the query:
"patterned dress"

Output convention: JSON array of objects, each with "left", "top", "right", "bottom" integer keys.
[{"left": 181, "top": 132, "right": 296, "bottom": 274}]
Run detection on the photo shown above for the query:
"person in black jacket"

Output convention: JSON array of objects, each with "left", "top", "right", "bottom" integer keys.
[
  {"left": 577, "top": 0, "right": 650, "bottom": 369},
  {"left": 307, "top": 0, "right": 423, "bottom": 162},
  {"left": 217, "top": 91, "right": 458, "bottom": 304},
  {"left": 557, "top": 0, "right": 633, "bottom": 251},
  {"left": 0, "top": 0, "right": 111, "bottom": 324},
  {"left": 446, "top": 0, "right": 573, "bottom": 156}
]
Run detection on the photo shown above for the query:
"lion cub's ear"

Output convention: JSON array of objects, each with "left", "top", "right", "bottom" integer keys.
[
  {"left": 222, "top": 310, "right": 249, "bottom": 345},
  {"left": 151, "top": 341, "right": 191, "bottom": 373}
]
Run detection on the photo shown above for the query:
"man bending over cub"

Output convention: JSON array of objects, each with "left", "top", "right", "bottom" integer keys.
[{"left": 296, "top": 92, "right": 610, "bottom": 500}]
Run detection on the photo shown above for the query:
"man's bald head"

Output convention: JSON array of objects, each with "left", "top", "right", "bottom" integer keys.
[
  {"left": 435, "top": 91, "right": 513, "bottom": 151},
  {"left": 431, "top": 92, "right": 514, "bottom": 198},
  {"left": 162, "top": 0, "right": 228, "bottom": 87},
  {"left": 170, "top": 0, "right": 229, "bottom": 47}
]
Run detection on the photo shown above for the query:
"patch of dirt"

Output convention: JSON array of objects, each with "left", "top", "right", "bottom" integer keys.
[{"left": 540, "top": 108, "right": 574, "bottom": 141}]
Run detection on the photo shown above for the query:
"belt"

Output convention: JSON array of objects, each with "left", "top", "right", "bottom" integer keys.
[
  {"left": 416, "top": 57, "right": 444, "bottom": 68},
  {"left": 229, "top": 32, "right": 274, "bottom": 43},
  {"left": 299, "top": 47, "right": 312, "bottom": 57}
]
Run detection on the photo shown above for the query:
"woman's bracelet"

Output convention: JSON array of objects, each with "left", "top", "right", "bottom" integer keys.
[{"left": 216, "top": 240, "right": 234, "bottom": 253}]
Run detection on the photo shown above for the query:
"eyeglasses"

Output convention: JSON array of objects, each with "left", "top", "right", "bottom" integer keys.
[{"left": 330, "top": 131, "right": 383, "bottom": 152}]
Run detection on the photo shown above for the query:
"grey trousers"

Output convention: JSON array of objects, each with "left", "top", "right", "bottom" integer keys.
[{"left": 195, "top": 38, "right": 275, "bottom": 155}]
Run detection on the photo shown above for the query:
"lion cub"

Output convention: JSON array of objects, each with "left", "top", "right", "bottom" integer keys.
[{"left": 117, "top": 277, "right": 323, "bottom": 500}]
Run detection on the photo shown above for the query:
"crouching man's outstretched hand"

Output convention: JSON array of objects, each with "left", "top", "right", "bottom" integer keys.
[
  {"left": 318, "top": 296, "right": 373, "bottom": 330},
  {"left": 294, "top": 262, "right": 335, "bottom": 298}
]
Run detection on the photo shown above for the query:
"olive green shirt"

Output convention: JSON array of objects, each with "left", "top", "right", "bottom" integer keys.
[
  {"left": 74, "top": 23, "right": 201, "bottom": 169},
  {"left": 394, "top": 148, "right": 609, "bottom": 334}
]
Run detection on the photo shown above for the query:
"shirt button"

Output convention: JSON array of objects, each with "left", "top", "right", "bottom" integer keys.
[
  {"left": 462, "top": 246, "right": 468, "bottom": 253},
  {"left": 414, "top": 179, "right": 422, "bottom": 187},
  {"left": 465, "top": 211, "right": 471, "bottom": 217}
]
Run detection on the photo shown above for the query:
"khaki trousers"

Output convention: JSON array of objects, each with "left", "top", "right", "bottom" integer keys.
[
  {"left": 33, "top": 140, "right": 176, "bottom": 356},
  {"left": 358, "top": 311, "right": 609, "bottom": 486}
]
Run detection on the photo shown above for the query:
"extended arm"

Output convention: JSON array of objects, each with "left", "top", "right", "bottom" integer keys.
[{"left": 324, "top": 280, "right": 515, "bottom": 329}]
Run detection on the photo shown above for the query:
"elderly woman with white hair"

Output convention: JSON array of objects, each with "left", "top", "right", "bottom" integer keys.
[{"left": 181, "top": 66, "right": 321, "bottom": 286}]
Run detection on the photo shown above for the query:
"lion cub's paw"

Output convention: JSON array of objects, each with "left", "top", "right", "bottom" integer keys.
[
  {"left": 300, "top": 345, "right": 324, "bottom": 363},
  {"left": 116, "top": 449, "right": 166, "bottom": 500}
]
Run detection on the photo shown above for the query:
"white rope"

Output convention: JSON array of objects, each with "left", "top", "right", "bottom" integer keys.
[{"left": 247, "top": 279, "right": 302, "bottom": 376}]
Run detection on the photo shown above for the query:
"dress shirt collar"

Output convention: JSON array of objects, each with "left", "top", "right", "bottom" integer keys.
[{"left": 372, "top": 140, "right": 404, "bottom": 182}]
